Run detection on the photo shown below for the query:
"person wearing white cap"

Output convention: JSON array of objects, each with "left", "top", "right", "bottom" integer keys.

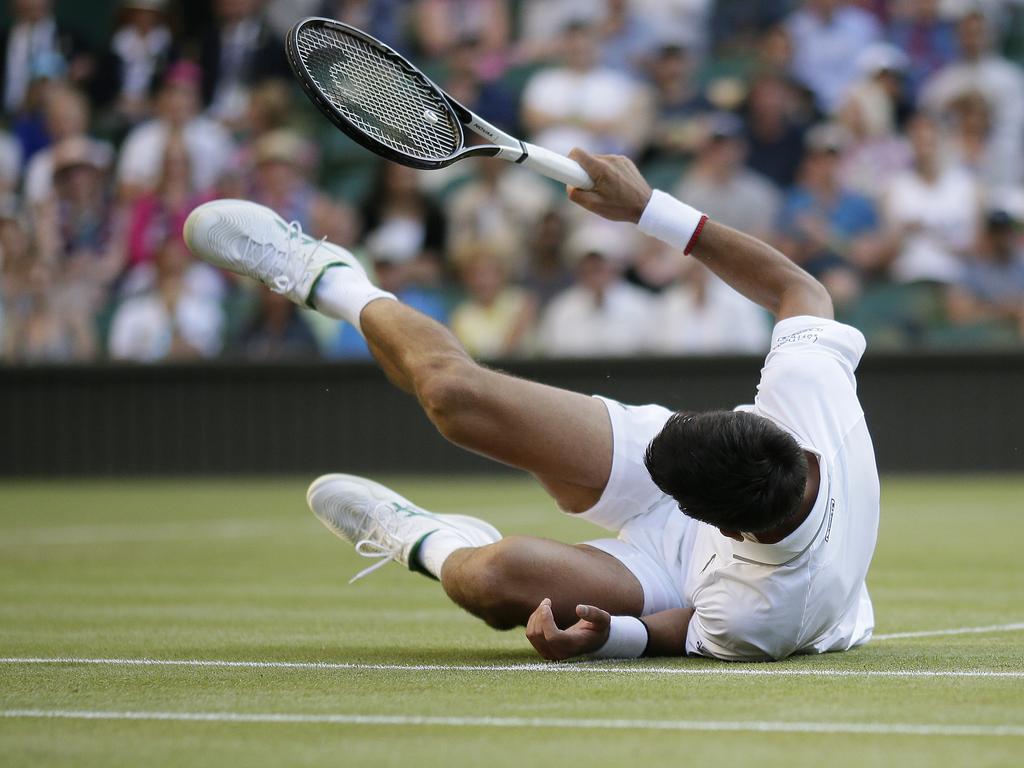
[{"left": 537, "top": 222, "right": 655, "bottom": 357}]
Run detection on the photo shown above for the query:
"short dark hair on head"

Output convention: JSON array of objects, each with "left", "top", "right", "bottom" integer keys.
[{"left": 644, "top": 410, "right": 808, "bottom": 533}]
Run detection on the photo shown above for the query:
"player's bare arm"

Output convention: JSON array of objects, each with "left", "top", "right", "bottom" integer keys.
[{"left": 567, "top": 149, "right": 834, "bottom": 322}]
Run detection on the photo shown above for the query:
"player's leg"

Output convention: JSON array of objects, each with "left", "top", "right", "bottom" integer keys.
[
  {"left": 307, "top": 473, "right": 644, "bottom": 628},
  {"left": 317, "top": 278, "right": 613, "bottom": 510},
  {"left": 182, "top": 199, "right": 613, "bottom": 509},
  {"left": 439, "top": 539, "right": 643, "bottom": 629}
]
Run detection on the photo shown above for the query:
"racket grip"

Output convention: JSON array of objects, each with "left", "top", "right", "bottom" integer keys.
[{"left": 520, "top": 143, "right": 594, "bottom": 190}]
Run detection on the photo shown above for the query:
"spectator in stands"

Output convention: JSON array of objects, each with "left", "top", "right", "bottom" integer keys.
[
  {"left": 233, "top": 289, "right": 321, "bottom": 361},
  {"left": 653, "top": 261, "right": 771, "bottom": 354},
  {"left": 597, "top": 0, "right": 659, "bottom": 76},
  {"left": 743, "top": 74, "right": 809, "bottom": 189},
  {"left": 199, "top": 0, "right": 290, "bottom": 124},
  {"left": 640, "top": 39, "right": 709, "bottom": 166},
  {"left": 674, "top": 113, "right": 781, "bottom": 241},
  {"left": 329, "top": 219, "right": 449, "bottom": 359},
  {"left": 440, "top": 35, "right": 518, "bottom": 134},
  {"left": 786, "top": 0, "right": 882, "bottom": 113},
  {"left": 35, "top": 137, "right": 121, "bottom": 281},
  {"left": 538, "top": 224, "right": 654, "bottom": 357},
  {"left": 1, "top": 0, "right": 94, "bottom": 116},
  {"left": 880, "top": 112, "right": 979, "bottom": 284},
  {"left": 711, "top": 0, "right": 791, "bottom": 57},
  {"left": 117, "top": 62, "right": 235, "bottom": 200},
  {"left": 888, "top": 0, "right": 959, "bottom": 97},
  {"left": 94, "top": 0, "right": 176, "bottom": 130},
  {"left": 445, "top": 156, "right": 554, "bottom": 276},
  {"left": 121, "top": 135, "right": 213, "bottom": 275},
  {"left": 450, "top": 242, "right": 536, "bottom": 360},
  {"left": 24, "top": 84, "right": 113, "bottom": 208},
  {"left": 521, "top": 19, "right": 651, "bottom": 157},
  {"left": 633, "top": 0, "right": 712, "bottom": 60},
  {"left": 921, "top": 8, "right": 1024, "bottom": 192},
  {"left": 2, "top": 259, "right": 95, "bottom": 363},
  {"left": 360, "top": 162, "right": 446, "bottom": 282},
  {"left": 301, "top": 1, "right": 405, "bottom": 51},
  {"left": 776, "top": 123, "right": 882, "bottom": 310},
  {"left": 10, "top": 50, "right": 68, "bottom": 164},
  {"left": 837, "top": 46, "right": 914, "bottom": 202},
  {"left": 945, "top": 89, "right": 1019, "bottom": 187},
  {"left": 108, "top": 235, "right": 224, "bottom": 362},
  {"left": 250, "top": 129, "right": 355, "bottom": 246},
  {"left": 946, "top": 203, "right": 1024, "bottom": 339},
  {"left": 0, "top": 129, "right": 21, "bottom": 202},
  {"left": 415, "top": 0, "right": 510, "bottom": 80},
  {"left": 516, "top": 0, "right": 600, "bottom": 64},
  {"left": 522, "top": 209, "right": 573, "bottom": 309}
]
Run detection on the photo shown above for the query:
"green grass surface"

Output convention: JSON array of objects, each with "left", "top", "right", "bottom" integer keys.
[{"left": 1, "top": 476, "right": 1023, "bottom": 767}]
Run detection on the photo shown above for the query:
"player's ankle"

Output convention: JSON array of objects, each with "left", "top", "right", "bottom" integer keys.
[{"left": 312, "top": 266, "right": 396, "bottom": 333}]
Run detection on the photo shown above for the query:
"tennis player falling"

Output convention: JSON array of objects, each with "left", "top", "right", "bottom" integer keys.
[{"left": 183, "top": 146, "right": 880, "bottom": 663}]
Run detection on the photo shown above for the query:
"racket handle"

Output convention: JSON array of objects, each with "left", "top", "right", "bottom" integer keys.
[{"left": 520, "top": 143, "right": 594, "bottom": 190}]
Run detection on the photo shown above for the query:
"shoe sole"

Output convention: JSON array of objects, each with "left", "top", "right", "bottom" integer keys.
[{"left": 306, "top": 473, "right": 502, "bottom": 544}]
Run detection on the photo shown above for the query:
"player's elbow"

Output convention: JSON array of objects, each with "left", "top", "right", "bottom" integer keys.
[{"left": 778, "top": 275, "right": 834, "bottom": 321}]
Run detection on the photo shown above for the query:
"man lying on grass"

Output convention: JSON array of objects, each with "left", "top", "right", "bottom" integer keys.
[{"left": 184, "top": 149, "right": 879, "bottom": 662}]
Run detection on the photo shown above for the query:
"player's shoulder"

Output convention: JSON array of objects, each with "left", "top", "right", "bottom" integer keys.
[
  {"left": 767, "top": 315, "right": 867, "bottom": 370},
  {"left": 687, "top": 560, "right": 807, "bottom": 661}
]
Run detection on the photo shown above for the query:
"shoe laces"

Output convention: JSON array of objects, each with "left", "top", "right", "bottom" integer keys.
[
  {"left": 241, "top": 219, "right": 327, "bottom": 295},
  {"left": 349, "top": 502, "right": 431, "bottom": 584}
]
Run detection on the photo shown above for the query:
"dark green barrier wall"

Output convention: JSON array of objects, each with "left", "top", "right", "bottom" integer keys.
[{"left": 2, "top": 353, "right": 1022, "bottom": 476}]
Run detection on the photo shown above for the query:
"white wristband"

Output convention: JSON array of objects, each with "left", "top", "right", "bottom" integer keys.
[
  {"left": 590, "top": 615, "right": 649, "bottom": 659},
  {"left": 637, "top": 189, "right": 708, "bottom": 254}
]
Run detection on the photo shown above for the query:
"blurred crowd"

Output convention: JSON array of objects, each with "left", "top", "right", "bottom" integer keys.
[{"left": 3, "top": 0, "right": 1024, "bottom": 365}]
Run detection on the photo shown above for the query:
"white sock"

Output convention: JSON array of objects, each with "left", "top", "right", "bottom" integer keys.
[
  {"left": 313, "top": 266, "right": 396, "bottom": 336},
  {"left": 416, "top": 530, "right": 471, "bottom": 579}
]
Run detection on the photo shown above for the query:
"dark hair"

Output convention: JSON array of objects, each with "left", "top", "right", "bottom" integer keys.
[{"left": 644, "top": 410, "right": 808, "bottom": 533}]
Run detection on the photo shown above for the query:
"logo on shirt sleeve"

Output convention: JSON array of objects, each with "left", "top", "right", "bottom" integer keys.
[{"left": 772, "top": 327, "right": 825, "bottom": 350}]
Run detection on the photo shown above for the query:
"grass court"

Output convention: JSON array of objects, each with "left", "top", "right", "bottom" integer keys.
[{"left": 1, "top": 475, "right": 1022, "bottom": 767}]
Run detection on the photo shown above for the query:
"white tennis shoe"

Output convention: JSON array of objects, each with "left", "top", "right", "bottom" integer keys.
[
  {"left": 307, "top": 474, "right": 502, "bottom": 583},
  {"left": 183, "top": 199, "right": 362, "bottom": 307}
]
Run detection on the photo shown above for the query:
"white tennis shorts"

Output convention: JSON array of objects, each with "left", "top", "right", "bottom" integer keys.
[{"left": 576, "top": 396, "right": 700, "bottom": 616}]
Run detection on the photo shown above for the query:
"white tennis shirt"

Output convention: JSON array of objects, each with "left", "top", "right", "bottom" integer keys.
[{"left": 682, "top": 316, "right": 879, "bottom": 660}]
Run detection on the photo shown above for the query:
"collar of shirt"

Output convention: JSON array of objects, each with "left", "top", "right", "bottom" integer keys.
[{"left": 730, "top": 449, "right": 830, "bottom": 567}]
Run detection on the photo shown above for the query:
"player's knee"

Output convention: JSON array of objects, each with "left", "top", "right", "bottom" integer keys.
[
  {"left": 448, "top": 538, "right": 534, "bottom": 629},
  {"left": 417, "top": 357, "right": 484, "bottom": 438}
]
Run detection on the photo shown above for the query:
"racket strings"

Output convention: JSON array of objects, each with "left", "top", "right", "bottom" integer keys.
[{"left": 296, "top": 26, "right": 460, "bottom": 162}]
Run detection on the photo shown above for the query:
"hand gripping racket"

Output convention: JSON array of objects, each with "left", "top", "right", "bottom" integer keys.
[{"left": 285, "top": 17, "right": 594, "bottom": 189}]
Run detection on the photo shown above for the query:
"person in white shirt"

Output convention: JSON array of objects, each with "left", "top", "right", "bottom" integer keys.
[
  {"left": 109, "top": 236, "right": 223, "bottom": 362},
  {"left": 538, "top": 223, "right": 655, "bottom": 357},
  {"left": 117, "top": 61, "right": 235, "bottom": 200},
  {"left": 654, "top": 261, "right": 771, "bottom": 355},
  {"left": 521, "top": 20, "right": 651, "bottom": 157},
  {"left": 920, "top": 8, "right": 1024, "bottom": 190},
  {"left": 786, "top": 0, "right": 882, "bottom": 114},
  {"left": 882, "top": 112, "right": 979, "bottom": 284},
  {"left": 185, "top": 146, "right": 880, "bottom": 662}
]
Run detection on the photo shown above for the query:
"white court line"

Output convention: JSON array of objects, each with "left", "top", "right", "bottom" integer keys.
[
  {"left": 1, "top": 657, "right": 1021, "bottom": 678},
  {"left": 874, "top": 623, "right": 1024, "bottom": 641},
  {"left": 2, "top": 709, "right": 1022, "bottom": 737}
]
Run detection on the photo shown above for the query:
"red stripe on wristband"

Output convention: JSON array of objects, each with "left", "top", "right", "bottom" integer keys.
[{"left": 684, "top": 214, "right": 709, "bottom": 255}]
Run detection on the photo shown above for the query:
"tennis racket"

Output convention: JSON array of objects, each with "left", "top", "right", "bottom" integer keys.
[{"left": 285, "top": 17, "right": 594, "bottom": 189}]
